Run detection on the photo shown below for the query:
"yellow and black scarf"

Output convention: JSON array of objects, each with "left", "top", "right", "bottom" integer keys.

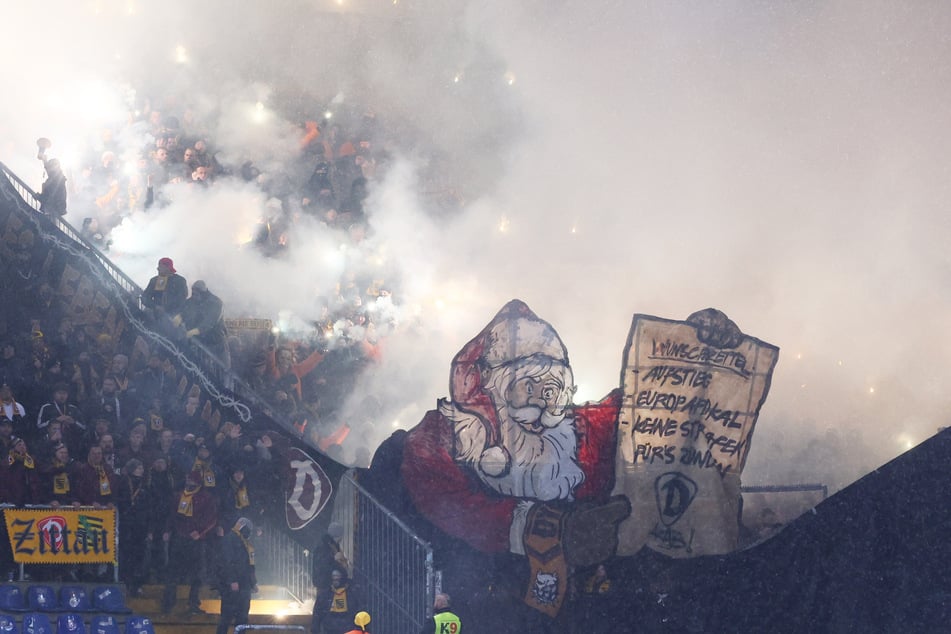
[
  {"left": 233, "top": 526, "right": 255, "bottom": 565},
  {"left": 329, "top": 586, "right": 349, "bottom": 614},
  {"left": 231, "top": 479, "right": 250, "bottom": 509},
  {"left": 177, "top": 482, "right": 201, "bottom": 517},
  {"left": 9, "top": 451, "right": 34, "bottom": 469},
  {"left": 192, "top": 458, "right": 216, "bottom": 488},
  {"left": 52, "top": 460, "right": 70, "bottom": 494}
]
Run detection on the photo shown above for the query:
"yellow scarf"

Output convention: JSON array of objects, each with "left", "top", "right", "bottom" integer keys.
[
  {"left": 232, "top": 480, "right": 250, "bottom": 509},
  {"left": 53, "top": 460, "right": 70, "bottom": 494},
  {"left": 193, "top": 459, "right": 216, "bottom": 488},
  {"left": 233, "top": 527, "right": 255, "bottom": 565},
  {"left": 9, "top": 451, "right": 35, "bottom": 469},
  {"left": 177, "top": 483, "right": 200, "bottom": 517},
  {"left": 330, "top": 586, "right": 349, "bottom": 613}
]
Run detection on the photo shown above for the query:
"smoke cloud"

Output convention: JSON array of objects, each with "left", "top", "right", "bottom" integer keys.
[{"left": 3, "top": 1, "right": 950, "bottom": 492}]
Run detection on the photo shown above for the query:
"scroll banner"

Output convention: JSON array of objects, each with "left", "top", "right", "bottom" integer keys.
[
  {"left": 612, "top": 315, "right": 779, "bottom": 558},
  {"left": 2, "top": 508, "right": 117, "bottom": 564}
]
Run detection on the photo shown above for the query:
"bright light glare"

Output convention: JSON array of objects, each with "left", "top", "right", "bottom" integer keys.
[
  {"left": 324, "top": 110, "right": 333, "bottom": 120},
  {"left": 323, "top": 248, "right": 344, "bottom": 269},
  {"left": 71, "top": 80, "right": 123, "bottom": 124},
  {"left": 896, "top": 433, "right": 915, "bottom": 451},
  {"left": 504, "top": 71, "right": 516, "bottom": 85},
  {"left": 498, "top": 216, "right": 510, "bottom": 233},
  {"left": 252, "top": 102, "right": 267, "bottom": 124},
  {"left": 175, "top": 45, "right": 189, "bottom": 64}
]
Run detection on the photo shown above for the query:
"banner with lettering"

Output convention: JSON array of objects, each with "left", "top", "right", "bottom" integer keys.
[
  {"left": 612, "top": 314, "right": 779, "bottom": 558},
  {"left": 3, "top": 508, "right": 117, "bottom": 564}
]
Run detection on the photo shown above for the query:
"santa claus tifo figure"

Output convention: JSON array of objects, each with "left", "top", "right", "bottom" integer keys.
[
  {"left": 366, "top": 299, "right": 759, "bottom": 625},
  {"left": 406, "top": 301, "right": 629, "bottom": 613}
]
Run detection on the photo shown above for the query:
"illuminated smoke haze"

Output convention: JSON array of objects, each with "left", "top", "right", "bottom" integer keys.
[{"left": 3, "top": 1, "right": 951, "bottom": 492}]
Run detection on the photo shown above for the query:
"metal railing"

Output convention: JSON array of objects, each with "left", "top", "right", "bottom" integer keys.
[
  {"left": 253, "top": 518, "right": 312, "bottom": 605},
  {"left": 332, "top": 471, "right": 434, "bottom": 634},
  {"left": 0, "top": 161, "right": 145, "bottom": 303},
  {"left": 235, "top": 626, "right": 306, "bottom": 633},
  {"left": 741, "top": 483, "right": 829, "bottom": 500}
]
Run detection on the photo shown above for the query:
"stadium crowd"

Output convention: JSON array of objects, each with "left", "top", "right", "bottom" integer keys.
[
  {"left": 38, "top": 93, "right": 409, "bottom": 466},
  {"left": 0, "top": 288, "right": 280, "bottom": 603},
  {"left": 0, "top": 94, "right": 424, "bottom": 631}
]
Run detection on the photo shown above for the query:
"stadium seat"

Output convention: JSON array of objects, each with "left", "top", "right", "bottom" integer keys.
[
  {"left": 0, "top": 613, "right": 17, "bottom": 632},
  {"left": 90, "top": 615, "right": 119, "bottom": 634},
  {"left": 91, "top": 587, "right": 131, "bottom": 614},
  {"left": 20, "top": 613, "right": 53, "bottom": 634},
  {"left": 0, "top": 585, "right": 28, "bottom": 612},
  {"left": 123, "top": 616, "right": 155, "bottom": 634},
  {"left": 58, "top": 587, "right": 94, "bottom": 612},
  {"left": 57, "top": 613, "right": 87, "bottom": 633},
  {"left": 25, "top": 586, "right": 56, "bottom": 612}
]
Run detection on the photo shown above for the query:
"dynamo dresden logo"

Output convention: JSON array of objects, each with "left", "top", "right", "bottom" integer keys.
[
  {"left": 37, "top": 516, "right": 67, "bottom": 551},
  {"left": 284, "top": 447, "right": 333, "bottom": 530}
]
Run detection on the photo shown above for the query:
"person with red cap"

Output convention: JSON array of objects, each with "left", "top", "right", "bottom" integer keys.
[{"left": 142, "top": 257, "right": 188, "bottom": 321}]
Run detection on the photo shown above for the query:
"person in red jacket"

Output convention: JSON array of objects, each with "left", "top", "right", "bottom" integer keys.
[
  {"left": 162, "top": 469, "right": 218, "bottom": 614},
  {"left": 74, "top": 445, "right": 118, "bottom": 508}
]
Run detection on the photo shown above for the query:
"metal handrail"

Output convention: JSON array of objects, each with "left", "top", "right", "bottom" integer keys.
[
  {"left": 334, "top": 471, "right": 435, "bottom": 633},
  {"left": 0, "top": 160, "right": 146, "bottom": 305},
  {"left": 742, "top": 483, "right": 829, "bottom": 499},
  {"left": 343, "top": 473, "right": 432, "bottom": 551}
]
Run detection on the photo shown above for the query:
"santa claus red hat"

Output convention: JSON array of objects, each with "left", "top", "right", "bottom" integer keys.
[{"left": 450, "top": 299, "right": 568, "bottom": 450}]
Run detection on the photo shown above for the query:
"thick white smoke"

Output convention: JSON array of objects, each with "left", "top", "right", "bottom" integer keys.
[{"left": 3, "top": 1, "right": 950, "bottom": 491}]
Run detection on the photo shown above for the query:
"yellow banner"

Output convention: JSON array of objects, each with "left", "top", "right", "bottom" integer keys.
[{"left": 2, "top": 508, "right": 117, "bottom": 564}]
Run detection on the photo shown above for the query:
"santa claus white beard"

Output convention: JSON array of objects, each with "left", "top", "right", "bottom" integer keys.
[{"left": 447, "top": 401, "right": 586, "bottom": 502}]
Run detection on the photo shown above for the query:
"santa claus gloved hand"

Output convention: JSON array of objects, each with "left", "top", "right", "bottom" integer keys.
[{"left": 562, "top": 496, "right": 631, "bottom": 567}]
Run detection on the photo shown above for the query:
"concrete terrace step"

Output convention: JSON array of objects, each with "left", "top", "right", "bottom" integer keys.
[{"left": 127, "top": 585, "right": 310, "bottom": 632}]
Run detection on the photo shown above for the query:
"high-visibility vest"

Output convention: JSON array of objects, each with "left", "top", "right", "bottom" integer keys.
[{"left": 434, "top": 611, "right": 461, "bottom": 634}]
